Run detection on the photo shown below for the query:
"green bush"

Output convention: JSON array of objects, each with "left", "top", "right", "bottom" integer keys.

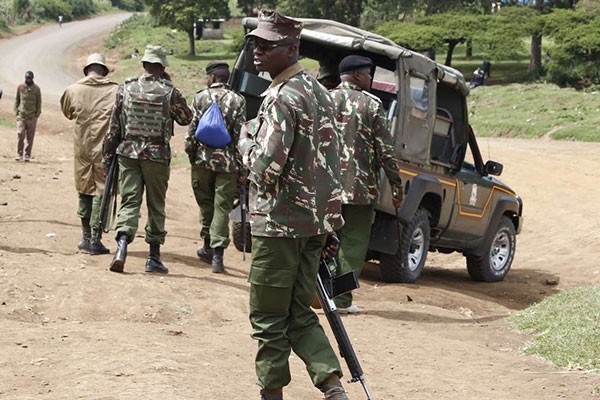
[
  {"left": 111, "top": 0, "right": 144, "bottom": 12},
  {"left": 65, "top": 0, "right": 95, "bottom": 17},
  {"left": 30, "top": 0, "right": 72, "bottom": 21}
]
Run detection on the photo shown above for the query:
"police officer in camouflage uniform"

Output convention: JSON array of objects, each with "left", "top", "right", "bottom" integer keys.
[
  {"left": 330, "top": 55, "right": 402, "bottom": 314},
  {"left": 185, "top": 61, "right": 246, "bottom": 273},
  {"left": 102, "top": 45, "right": 193, "bottom": 274},
  {"left": 238, "top": 10, "right": 349, "bottom": 400}
]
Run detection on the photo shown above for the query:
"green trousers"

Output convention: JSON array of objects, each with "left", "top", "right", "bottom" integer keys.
[
  {"left": 77, "top": 193, "right": 102, "bottom": 229},
  {"left": 249, "top": 235, "right": 342, "bottom": 390},
  {"left": 115, "top": 156, "right": 170, "bottom": 244},
  {"left": 334, "top": 204, "right": 374, "bottom": 308},
  {"left": 191, "top": 166, "right": 237, "bottom": 249}
]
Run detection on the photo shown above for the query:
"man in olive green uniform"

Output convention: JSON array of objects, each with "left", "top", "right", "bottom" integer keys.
[
  {"left": 14, "top": 71, "right": 42, "bottom": 162},
  {"left": 185, "top": 61, "right": 246, "bottom": 273},
  {"left": 103, "top": 45, "right": 193, "bottom": 274},
  {"left": 330, "top": 55, "right": 402, "bottom": 314},
  {"left": 238, "top": 10, "right": 349, "bottom": 400},
  {"left": 61, "top": 53, "right": 118, "bottom": 255}
]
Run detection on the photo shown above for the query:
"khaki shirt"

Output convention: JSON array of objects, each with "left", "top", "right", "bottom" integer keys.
[{"left": 15, "top": 83, "right": 42, "bottom": 119}]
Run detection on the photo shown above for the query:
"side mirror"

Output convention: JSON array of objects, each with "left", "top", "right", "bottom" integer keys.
[{"left": 484, "top": 160, "right": 503, "bottom": 176}]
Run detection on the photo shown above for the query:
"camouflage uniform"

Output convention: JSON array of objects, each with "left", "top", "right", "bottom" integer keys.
[
  {"left": 103, "top": 72, "right": 192, "bottom": 245},
  {"left": 185, "top": 82, "right": 246, "bottom": 250},
  {"left": 330, "top": 79, "right": 401, "bottom": 309},
  {"left": 239, "top": 61, "right": 345, "bottom": 390}
]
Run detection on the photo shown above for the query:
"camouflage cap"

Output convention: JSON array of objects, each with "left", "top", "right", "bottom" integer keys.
[
  {"left": 83, "top": 53, "right": 108, "bottom": 75},
  {"left": 141, "top": 45, "right": 169, "bottom": 67},
  {"left": 339, "top": 55, "right": 373, "bottom": 75},
  {"left": 247, "top": 10, "right": 303, "bottom": 42},
  {"left": 206, "top": 61, "right": 229, "bottom": 74}
]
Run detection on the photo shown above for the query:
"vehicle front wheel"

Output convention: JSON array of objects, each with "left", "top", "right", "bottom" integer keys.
[
  {"left": 232, "top": 221, "right": 252, "bottom": 253},
  {"left": 379, "top": 209, "right": 431, "bottom": 283},
  {"left": 466, "top": 216, "right": 516, "bottom": 282}
]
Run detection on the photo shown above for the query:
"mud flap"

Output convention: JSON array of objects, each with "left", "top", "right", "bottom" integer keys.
[{"left": 368, "top": 211, "right": 400, "bottom": 256}]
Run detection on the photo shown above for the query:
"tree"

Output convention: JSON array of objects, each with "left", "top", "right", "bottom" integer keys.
[{"left": 144, "top": 0, "right": 230, "bottom": 56}]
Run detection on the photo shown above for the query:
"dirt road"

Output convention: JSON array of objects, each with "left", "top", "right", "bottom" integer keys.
[{"left": 1, "top": 15, "right": 599, "bottom": 400}]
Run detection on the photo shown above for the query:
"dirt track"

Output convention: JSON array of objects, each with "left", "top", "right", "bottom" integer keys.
[{"left": 1, "top": 15, "right": 600, "bottom": 400}]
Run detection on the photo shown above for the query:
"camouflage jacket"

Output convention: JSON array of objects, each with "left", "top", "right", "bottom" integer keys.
[
  {"left": 330, "top": 81, "right": 401, "bottom": 205},
  {"left": 238, "top": 63, "right": 344, "bottom": 238},
  {"left": 102, "top": 72, "right": 192, "bottom": 165},
  {"left": 184, "top": 83, "right": 246, "bottom": 173},
  {"left": 15, "top": 83, "right": 42, "bottom": 119}
]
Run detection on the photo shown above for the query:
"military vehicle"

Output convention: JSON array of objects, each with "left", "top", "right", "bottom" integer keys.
[{"left": 229, "top": 18, "right": 523, "bottom": 283}]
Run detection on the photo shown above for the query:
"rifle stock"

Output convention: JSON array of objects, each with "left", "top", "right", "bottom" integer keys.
[
  {"left": 316, "top": 258, "right": 374, "bottom": 400},
  {"left": 98, "top": 157, "right": 119, "bottom": 234}
]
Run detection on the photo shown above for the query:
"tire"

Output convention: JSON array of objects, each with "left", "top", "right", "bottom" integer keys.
[
  {"left": 379, "top": 209, "right": 431, "bottom": 283},
  {"left": 466, "top": 216, "right": 516, "bottom": 282},
  {"left": 232, "top": 221, "right": 252, "bottom": 253}
]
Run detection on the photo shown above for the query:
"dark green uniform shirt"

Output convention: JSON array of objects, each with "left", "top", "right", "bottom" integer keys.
[{"left": 14, "top": 83, "right": 42, "bottom": 119}]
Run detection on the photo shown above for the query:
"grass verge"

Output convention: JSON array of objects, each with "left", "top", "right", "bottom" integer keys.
[{"left": 509, "top": 286, "right": 600, "bottom": 373}]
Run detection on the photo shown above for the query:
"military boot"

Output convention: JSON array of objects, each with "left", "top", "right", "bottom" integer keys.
[
  {"left": 196, "top": 238, "right": 213, "bottom": 263},
  {"left": 145, "top": 243, "right": 169, "bottom": 274},
  {"left": 90, "top": 229, "right": 110, "bottom": 255},
  {"left": 78, "top": 218, "right": 92, "bottom": 253},
  {"left": 109, "top": 233, "right": 128, "bottom": 273},
  {"left": 211, "top": 247, "right": 225, "bottom": 273},
  {"left": 320, "top": 381, "right": 349, "bottom": 400},
  {"left": 260, "top": 389, "right": 283, "bottom": 400}
]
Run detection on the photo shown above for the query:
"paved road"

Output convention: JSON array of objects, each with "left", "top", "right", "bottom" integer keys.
[{"left": 0, "top": 13, "right": 131, "bottom": 107}]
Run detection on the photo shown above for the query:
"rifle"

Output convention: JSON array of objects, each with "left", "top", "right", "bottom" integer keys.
[
  {"left": 316, "top": 251, "right": 374, "bottom": 400},
  {"left": 98, "top": 157, "right": 119, "bottom": 234}
]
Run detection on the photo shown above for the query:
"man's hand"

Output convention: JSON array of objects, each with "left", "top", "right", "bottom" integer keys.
[
  {"left": 392, "top": 184, "right": 403, "bottom": 208},
  {"left": 322, "top": 233, "right": 340, "bottom": 261},
  {"left": 237, "top": 170, "right": 248, "bottom": 185}
]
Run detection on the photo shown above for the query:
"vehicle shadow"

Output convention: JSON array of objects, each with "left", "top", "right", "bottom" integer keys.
[{"left": 360, "top": 261, "right": 561, "bottom": 312}]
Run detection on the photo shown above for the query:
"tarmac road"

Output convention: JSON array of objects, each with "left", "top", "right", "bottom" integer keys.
[{"left": 0, "top": 13, "right": 131, "bottom": 107}]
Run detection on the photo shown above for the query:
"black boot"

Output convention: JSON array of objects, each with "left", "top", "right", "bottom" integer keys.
[
  {"left": 212, "top": 247, "right": 224, "bottom": 273},
  {"left": 145, "top": 243, "right": 168, "bottom": 274},
  {"left": 319, "top": 381, "right": 349, "bottom": 400},
  {"left": 109, "top": 233, "right": 128, "bottom": 273},
  {"left": 78, "top": 218, "right": 92, "bottom": 253},
  {"left": 90, "top": 229, "right": 110, "bottom": 255},
  {"left": 260, "top": 389, "right": 283, "bottom": 400},
  {"left": 196, "top": 238, "right": 213, "bottom": 263}
]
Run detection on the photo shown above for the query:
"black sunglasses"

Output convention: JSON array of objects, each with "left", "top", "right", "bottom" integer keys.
[{"left": 249, "top": 38, "right": 293, "bottom": 52}]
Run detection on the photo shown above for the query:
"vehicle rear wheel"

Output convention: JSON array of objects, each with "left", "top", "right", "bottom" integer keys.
[
  {"left": 379, "top": 209, "right": 431, "bottom": 283},
  {"left": 232, "top": 221, "right": 252, "bottom": 253},
  {"left": 466, "top": 216, "right": 516, "bottom": 282}
]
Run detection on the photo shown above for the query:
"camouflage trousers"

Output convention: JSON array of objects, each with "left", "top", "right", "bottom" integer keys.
[
  {"left": 249, "top": 235, "right": 342, "bottom": 390},
  {"left": 334, "top": 204, "right": 375, "bottom": 308},
  {"left": 191, "top": 166, "right": 237, "bottom": 249},
  {"left": 115, "top": 156, "right": 170, "bottom": 244},
  {"left": 77, "top": 193, "right": 102, "bottom": 230}
]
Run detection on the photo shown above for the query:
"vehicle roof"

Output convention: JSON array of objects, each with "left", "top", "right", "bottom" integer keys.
[{"left": 242, "top": 17, "right": 469, "bottom": 95}]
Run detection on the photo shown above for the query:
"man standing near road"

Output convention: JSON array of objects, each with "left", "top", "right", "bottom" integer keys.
[
  {"left": 103, "top": 45, "right": 193, "bottom": 274},
  {"left": 61, "top": 53, "right": 118, "bottom": 255},
  {"left": 185, "top": 61, "right": 246, "bottom": 274},
  {"left": 238, "top": 10, "right": 349, "bottom": 400},
  {"left": 330, "top": 55, "right": 402, "bottom": 314},
  {"left": 14, "top": 71, "right": 41, "bottom": 162}
]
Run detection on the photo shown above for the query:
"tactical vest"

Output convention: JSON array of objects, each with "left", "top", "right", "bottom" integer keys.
[{"left": 122, "top": 77, "right": 173, "bottom": 140}]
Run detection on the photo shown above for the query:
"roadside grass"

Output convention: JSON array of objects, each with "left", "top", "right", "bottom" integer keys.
[
  {"left": 509, "top": 286, "right": 600, "bottom": 373},
  {"left": 0, "top": 117, "right": 15, "bottom": 128},
  {"left": 468, "top": 83, "right": 600, "bottom": 141}
]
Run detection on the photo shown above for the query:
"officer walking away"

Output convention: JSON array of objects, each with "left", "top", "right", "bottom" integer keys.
[
  {"left": 61, "top": 53, "right": 118, "bottom": 255},
  {"left": 317, "top": 63, "right": 340, "bottom": 91},
  {"left": 238, "top": 10, "right": 349, "bottom": 400},
  {"left": 103, "top": 45, "right": 193, "bottom": 274},
  {"left": 330, "top": 55, "right": 402, "bottom": 314},
  {"left": 185, "top": 61, "right": 246, "bottom": 273},
  {"left": 14, "top": 71, "right": 42, "bottom": 162}
]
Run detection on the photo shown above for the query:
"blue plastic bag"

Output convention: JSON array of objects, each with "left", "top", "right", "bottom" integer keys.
[{"left": 194, "top": 93, "right": 231, "bottom": 148}]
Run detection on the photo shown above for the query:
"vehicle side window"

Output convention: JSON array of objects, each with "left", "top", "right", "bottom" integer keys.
[
  {"left": 430, "top": 108, "right": 454, "bottom": 164},
  {"left": 409, "top": 76, "right": 429, "bottom": 119}
]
